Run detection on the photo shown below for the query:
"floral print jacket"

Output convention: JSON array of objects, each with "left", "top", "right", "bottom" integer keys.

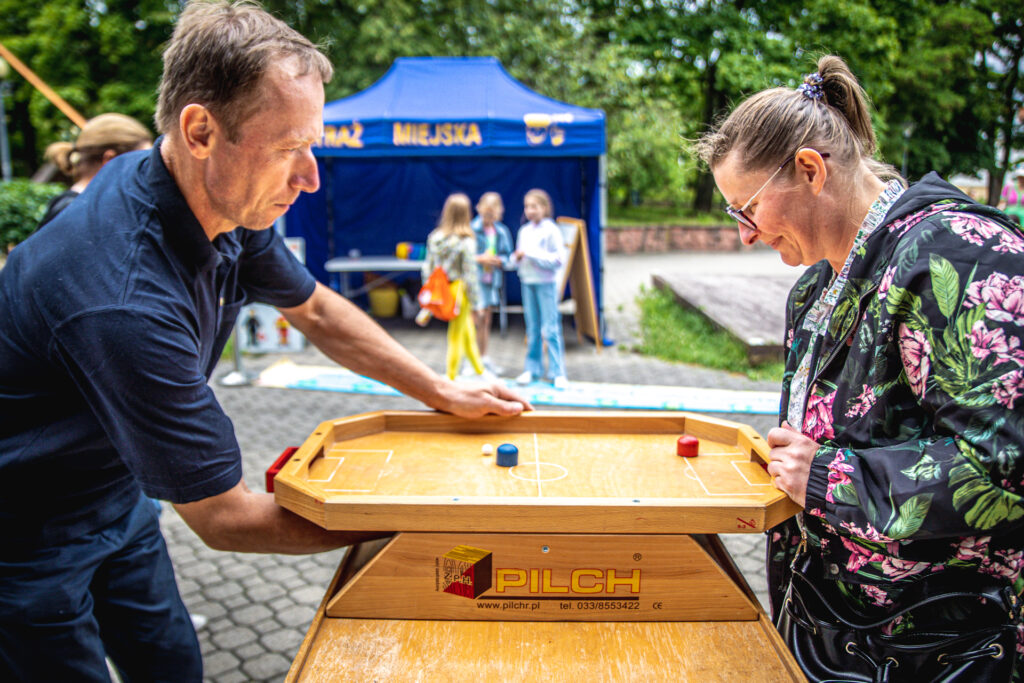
[{"left": 768, "top": 173, "right": 1024, "bottom": 629}]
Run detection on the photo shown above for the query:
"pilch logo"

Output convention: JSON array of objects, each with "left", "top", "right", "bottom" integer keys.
[{"left": 439, "top": 545, "right": 493, "bottom": 599}]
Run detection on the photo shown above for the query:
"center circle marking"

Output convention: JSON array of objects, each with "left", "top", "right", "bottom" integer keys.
[{"left": 509, "top": 461, "right": 568, "bottom": 483}]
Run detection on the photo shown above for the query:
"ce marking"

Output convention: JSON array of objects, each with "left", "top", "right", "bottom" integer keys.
[{"left": 652, "top": 601, "right": 663, "bottom": 610}]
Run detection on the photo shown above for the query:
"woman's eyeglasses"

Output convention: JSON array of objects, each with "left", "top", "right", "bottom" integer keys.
[{"left": 724, "top": 152, "right": 829, "bottom": 231}]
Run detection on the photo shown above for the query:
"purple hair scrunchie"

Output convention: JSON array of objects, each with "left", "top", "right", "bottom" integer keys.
[{"left": 797, "top": 72, "right": 824, "bottom": 101}]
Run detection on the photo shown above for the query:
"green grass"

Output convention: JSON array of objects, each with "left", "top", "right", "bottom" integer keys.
[
  {"left": 632, "top": 286, "right": 784, "bottom": 382},
  {"left": 606, "top": 204, "right": 725, "bottom": 227},
  {"left": 221, "top": 333, "right": 235, "bottom": 361}
]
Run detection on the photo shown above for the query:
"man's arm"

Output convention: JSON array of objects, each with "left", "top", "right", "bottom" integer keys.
[
  {"left": 173, "top": 479, "right": 385, "bottom": 553},
  {"left": 277, "top": 282, "right": 531, "bottom": 417}
]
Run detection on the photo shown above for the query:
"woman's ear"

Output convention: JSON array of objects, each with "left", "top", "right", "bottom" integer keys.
[{"left": 794, "top": 148, "right": 828, "bottom": 196}]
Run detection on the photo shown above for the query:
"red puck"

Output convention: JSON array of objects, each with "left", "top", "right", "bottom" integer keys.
[{"left": 676, "top": 435, "right": 699, "bottom": 457}]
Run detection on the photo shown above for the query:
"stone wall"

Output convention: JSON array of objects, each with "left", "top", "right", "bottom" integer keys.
[{"left": 604, "top": 224, "right": 760, "bottom": 254}]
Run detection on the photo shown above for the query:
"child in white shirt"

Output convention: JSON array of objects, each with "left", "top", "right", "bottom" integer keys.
[{"left": 513, "top": 188, "right": 568, "bottom": 389}]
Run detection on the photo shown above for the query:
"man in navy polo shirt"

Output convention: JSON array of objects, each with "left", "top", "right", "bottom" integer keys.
[{"left": 0, "top": 2, "right": 529, "bottom": 680}]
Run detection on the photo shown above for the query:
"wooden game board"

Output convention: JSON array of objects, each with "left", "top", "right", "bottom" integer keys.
[
  {"left": 273, "top": 410, "right": 796, "bottom": 535},
  {"left": 272, "top": 411, "right": 804, "bottom": 681}
]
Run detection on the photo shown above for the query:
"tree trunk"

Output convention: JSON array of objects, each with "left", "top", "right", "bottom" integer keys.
[{"left": 692, "top": 59, "right": 726, "bottom": 213}]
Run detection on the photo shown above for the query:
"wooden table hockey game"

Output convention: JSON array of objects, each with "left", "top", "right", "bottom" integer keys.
[{"left": 270, "top": 410, "right": 804, "bottom": 681}]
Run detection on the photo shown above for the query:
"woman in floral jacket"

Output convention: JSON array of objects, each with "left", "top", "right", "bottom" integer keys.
[{"left": 698, "top": 54, "right": 1024, "bottom": 679}]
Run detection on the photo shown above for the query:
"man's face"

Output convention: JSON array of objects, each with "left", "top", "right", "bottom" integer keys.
[{"left": 203, "top": 61, "right": 324, "bottom": 233}]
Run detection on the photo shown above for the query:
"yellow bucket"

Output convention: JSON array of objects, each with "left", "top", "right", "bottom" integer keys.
[{"left": 368, "top": 285, "right": 400, "bottom": 317}]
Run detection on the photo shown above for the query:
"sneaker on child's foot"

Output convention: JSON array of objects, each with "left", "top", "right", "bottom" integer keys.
[
  {"left": 516, "top": 370, "right": 533, "bottom": 385},
  {"left": 553, "top": 376, "right": 570, "bottom": 390},
  {"left": 482, "top": 356, "right": 503, "bottom": 375}
]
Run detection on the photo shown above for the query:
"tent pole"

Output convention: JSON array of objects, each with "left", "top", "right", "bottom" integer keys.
[
  {"left": 324, "top": 159, "right": 339, "bottom": 292},
  {"left": 598, "top": 153, "right": 608, "bottom": 345}
]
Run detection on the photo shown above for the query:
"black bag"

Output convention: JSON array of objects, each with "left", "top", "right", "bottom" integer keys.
[{"left": 777, "top": 551, "right": 1021, "bottom": 682}]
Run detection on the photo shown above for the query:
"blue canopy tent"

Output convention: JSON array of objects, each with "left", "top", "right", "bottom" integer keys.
[{"left": 285, "top": 56, "right": 606, "bottom": 331}]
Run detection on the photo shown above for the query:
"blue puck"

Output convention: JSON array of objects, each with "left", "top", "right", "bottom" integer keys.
[{"left": 496, "top": 443, "right": 518, "bottom": 467}]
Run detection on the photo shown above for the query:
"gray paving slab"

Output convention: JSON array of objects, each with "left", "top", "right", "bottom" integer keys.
[
  {"left": 160, "top": 250, "right": 799, "bottom": 682},
  {"left": 653, "top": 272, "right": 800, "bottom": 363}
]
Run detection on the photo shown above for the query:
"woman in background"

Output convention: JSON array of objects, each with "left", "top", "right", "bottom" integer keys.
[{"left": 39, "top": 113, "right": 153, "bottom": 227}]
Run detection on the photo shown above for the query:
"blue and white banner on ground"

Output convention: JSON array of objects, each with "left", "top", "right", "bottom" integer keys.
[{"left": 257, "top": 360, "right": 781, "bottom": 415}]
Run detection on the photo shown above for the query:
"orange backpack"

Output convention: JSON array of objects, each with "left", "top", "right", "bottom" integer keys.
[{"left": 417, "top": 266, "right": 460, "bottom": 321}]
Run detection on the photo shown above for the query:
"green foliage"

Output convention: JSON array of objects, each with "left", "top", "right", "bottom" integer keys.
[
  {"left": 0, "top": 179, "right": 63, "bottom": 249},
  {"left": 885, "top": 493, "right": 933, "bottom": 539},
  {"left": 0, "top": 1, "right": 1020, "bottom": 208},
  {"left": 950, "top": 461, "right": 1024, "bottom": 530},
  {"left": 633, "top": 286, "right": 784, "bottom": 381},
  {"left": 606, "top": 205, "right": 724, "bottom": 227}
]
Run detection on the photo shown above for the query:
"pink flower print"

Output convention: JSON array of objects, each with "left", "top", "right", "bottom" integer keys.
[
  {"left": 839, "top": 520, "right": 894, "bottom": 542},
  {"left": 970, "top": 320, "right": 1010, "bottom": 362},
  {"left": 803, "top": 390, "right": 837, "bottom": 441},
  {"left": 954, "top": 535, "right": 991, "bottom": 562},
  {"left": 786, "top": 328, "right": 794, "bottom": 350},
  {"left": 880, "top": 556, "right": 931, "bottom": 580},
  {"left": 998, "top": 548, "right": 1023, "bottom": 573},
  {"left": 992, "top": 369, "right": 1023, "bottom": 409},
  {"left": 845, "top": 384, "right": 877, "bottom": 418},
  {"left": 824, "top": 450, "right": 854, "bottom": 504},
  {"left": 888, "top": 206, "right": 947, "bottom": 237},
  {"left": 807, "top": 507, "right": 826, "bottom": 519},
  {"left": 947, "top": 213, "right": 1001, "bottom": 246},
  {"left": 881, "top": 615, "right": 904, "bottom": 636},
  {"left": 841, "top": 536, "right": 884, "bottom": 572},
  {"left": 995, "top": 231, "right": 1024, "bottom": 255},
  {"left": 861, "top": 584, "right": 894, "bottom": 608},
  {"left": 980, "top": 549, "right": 1023, "bottom": 581},
  {"left": 965, "top": 272, "right": 1024, "bottom": 326},
  {"left": 898, "top": 323, "right": 931, "bottom": 398},
  {"left": 878, "top": 265, "right": 897, "bottom": 301}
]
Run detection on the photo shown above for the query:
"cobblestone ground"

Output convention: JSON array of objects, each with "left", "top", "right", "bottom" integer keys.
[{"left": 162, "top": 252, "right": 788, "bottom": 682}]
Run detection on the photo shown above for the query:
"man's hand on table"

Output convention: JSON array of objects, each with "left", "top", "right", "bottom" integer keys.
[{"left": 435, "top": 378, "right": 533, "bottom": 418}]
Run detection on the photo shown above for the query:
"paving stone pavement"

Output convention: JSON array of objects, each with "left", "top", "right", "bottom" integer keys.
[{"left": 163, "top": 250, "right": 797, "bottom": 682}]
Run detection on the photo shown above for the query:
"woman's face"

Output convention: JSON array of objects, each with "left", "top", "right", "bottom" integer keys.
[{"left": 713, "top": 151, "right": 823, "bottom": 267}]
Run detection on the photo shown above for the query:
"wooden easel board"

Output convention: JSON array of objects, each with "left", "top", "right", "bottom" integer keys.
[
  {"left": 555, "top": 216, "right": 602, "bottom": 349},
  {"left": 272, "top": 411, "right": 800, "bottom": 535}
]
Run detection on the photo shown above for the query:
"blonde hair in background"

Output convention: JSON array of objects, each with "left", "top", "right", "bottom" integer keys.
[
  {"left": 476, "top": 191, "right": 505, "bottom": 220},
  {"left": 694, "top": 55, "right": 902, "bottom": 186},
  {"left": 156, "top": 0, "right": 333, "bottom": 141},
  {"left": 44, "top": 113, "right": 153, "bottom": 180},
  {"left": 436, "top": 193, "right": 473, "bottom": 238},
  {"left": 524, "top": 188, "right": 553, "bottom": 219}
]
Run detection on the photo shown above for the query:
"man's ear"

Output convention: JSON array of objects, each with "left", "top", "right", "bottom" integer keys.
[
  {"left": 179, "top": 104, "right": 218, "bottom": 160},
  {"left": 794, "top": 148, "right": 828, "bottom": 196}
]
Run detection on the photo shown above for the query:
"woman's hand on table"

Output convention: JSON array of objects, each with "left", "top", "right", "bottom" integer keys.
[{"left": 766, "top": 421, "right": 819, "bottom": 507}]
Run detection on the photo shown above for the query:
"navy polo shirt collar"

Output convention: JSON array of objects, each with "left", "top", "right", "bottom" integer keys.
[{"left": 147, "top": 137, "right": 235, "bottom": 274}]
